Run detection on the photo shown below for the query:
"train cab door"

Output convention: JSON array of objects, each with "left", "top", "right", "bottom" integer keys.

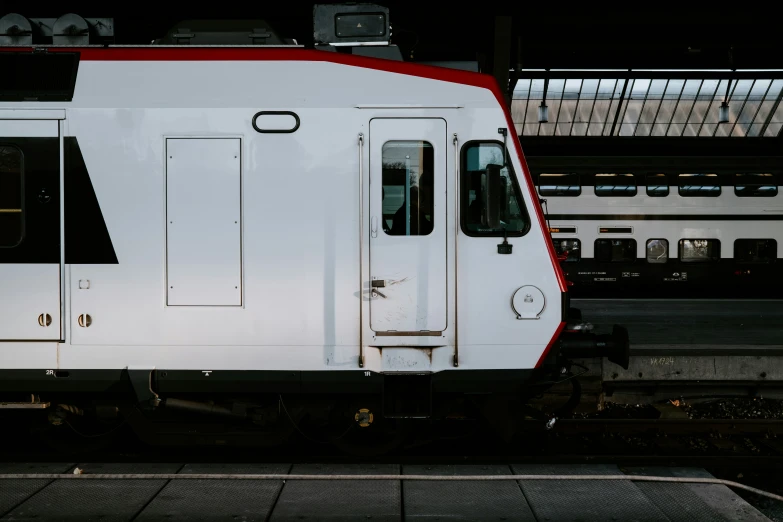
[
  {"left": 368, "top": 118, "right": 448, "bottom": 336},
  {"left": 0, "top": 118, "right": 63, "bottom": 341}
]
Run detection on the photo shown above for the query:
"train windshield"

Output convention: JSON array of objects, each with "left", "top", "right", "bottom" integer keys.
[{"left": 460, "top": 142, "right": 529, "bottom": 236}]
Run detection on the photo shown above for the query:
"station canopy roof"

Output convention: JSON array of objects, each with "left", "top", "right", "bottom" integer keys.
[{"left": 511, "top": 70, "right": 783, "bottom": 137}]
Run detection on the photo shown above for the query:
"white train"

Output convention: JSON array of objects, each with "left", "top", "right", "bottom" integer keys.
[
  {"left": 535, "top": 169, "right": 783, "bottom": 298},
  {"left": 0, "top": 8, "right": 627, "bottom": 448}
]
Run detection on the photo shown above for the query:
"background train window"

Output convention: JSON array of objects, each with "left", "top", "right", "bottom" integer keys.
[
  {"left": 594, "top": 173, "right": 637, "bottom": 196},
  {"left": 678, "top": 173, "right": 720, "bottom": 197},
  {"left": 646, "top": 173, "right": 669, "bottom": 197},
  {"left": 734, "top": 173, "right": 778, "bottom": 197},
  {"left": 461, "top": 142, "right": 529, "bottom": 237},
  {"left": 734, "top": 239, "right": 777, "bottom": 263},
  {"left": 0, "top": 145, "right": 23, "bottom": 248},
  {"left": 538, "top": 173, "right": 580, "bottom": 196},
  {"left": 553, "top": 239, "right": 580, "bottom": 262},
  {"left": 594, "top": 239, "right": 636, "bottom": 262},
  {"left": 646, "top": 239, "right": 669, "bottom": 263},
  {"left": 382, "top": 141, "right": 434, "bottom": 236},
  {"left": 679, "top": 239, "right": 720, "bottom": 262}
]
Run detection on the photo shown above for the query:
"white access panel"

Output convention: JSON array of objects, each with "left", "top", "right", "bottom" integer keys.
[
  {"left": 166, "top": 138, "right": 242, "bottom": 306},
  {"left": 0, "top": 265, "right": 61, "bottom": 340}
]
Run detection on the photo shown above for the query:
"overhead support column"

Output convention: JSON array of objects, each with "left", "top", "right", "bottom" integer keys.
[{"left": 493, "top": 15, "right": 512, "bottom": 108}]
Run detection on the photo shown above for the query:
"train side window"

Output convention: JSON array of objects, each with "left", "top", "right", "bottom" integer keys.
[
  {"left": 382, "top": 141, "right": 434, "bottom": 236},
  {"left": 679, "top": 239, "right": 720, "bottom": 262},
  {"left": 553, "top": 239, "right": 580, "bottom": 262},
  {"left": 735, "top": 173, "right": 778, "bottom": 197},
  {"left": 734, "top": 239, "right": 777, "bottom": 263},
  {"left": 460, "top": 141, "right": 530, "bottom": 237},
  {"left": 678, "top": 173, "right": 720, "bottom": 197},
  {"left": 594, "top": 173, "right": 637, "bottom": 196},
  {"left": 594, "top": 239, "right": 636, "bottom": 262},
  {"left": 646, "top": 239, "right": 669, "bottom": 263},
  {"left": 646, "top": 173, "right": 669, "bottom": 197},
  {"left": 0, "top": 145, "right": 24, "bottom": 248},
  {"left": 538, "top": 173, "right": 580, "bottom": 196}
]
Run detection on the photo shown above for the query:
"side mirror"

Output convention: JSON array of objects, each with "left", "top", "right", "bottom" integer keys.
[{"left": 484, "top": 164, "right": 503, "bottom": 228}]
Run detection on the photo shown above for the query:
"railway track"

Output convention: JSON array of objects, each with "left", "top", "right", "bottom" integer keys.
[{"left": 542, "top": 418, "right": 783, "bottom": 435}]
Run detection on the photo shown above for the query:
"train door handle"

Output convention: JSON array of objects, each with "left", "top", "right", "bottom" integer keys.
[
  {"left": 38, "top": 314, "right": 52, "bottom": 327},
  {"left": 371, "top": 216, "right": 378, "bottom": 238},
  {"left": 371, "top": 279, "right": 387, "bottom": 298}
]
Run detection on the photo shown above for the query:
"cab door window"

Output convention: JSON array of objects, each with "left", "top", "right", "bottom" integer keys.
[{"left": 382, "top": 141, "right": 434, "bottom": 236}]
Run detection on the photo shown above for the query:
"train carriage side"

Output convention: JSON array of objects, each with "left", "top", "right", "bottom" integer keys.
[
  {"left": 0, "top": 48, "right": 625, "bottom": 436},
  {"left": 536, "top": 170, "right": 783, "bottom": 298}
]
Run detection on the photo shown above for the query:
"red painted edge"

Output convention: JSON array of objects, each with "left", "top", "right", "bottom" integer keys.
[
  {"left": 534, "top": 320, "right": 566, "bottom": 369},
  {"left": 2, "top": 45, "right": 568, "bottom": 293}
]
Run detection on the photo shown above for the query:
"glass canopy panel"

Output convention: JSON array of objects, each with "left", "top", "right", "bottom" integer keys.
[
  {"left": 683, "top": 79, "right": 719, "bottom": 136},
  {"left": 572, "top": 78, "right": 599, "bottom": 136},
  {"left": 617, "top": 79, "right": 644, "bottom": 136},
  {"left": 747, "top": 81, "right": 782, "bottom": 137},
  {"left": 587, "top": 79, "right": 617, "bottom": 136},
  {"left": 510, "top": 72, "right": 783, "bottom": 138},
  {"left": 732, "top": 79, "right": 771, "bottom": 137},
  {"left": 636, "top": 79, "right": 668, "bottom": 136},
  {"left": 668, "top": 79, "right": 702, "bottom": 136},
  {"left": 651, "top": 79, "right": 684, "bottom": 136},
  {"left": 552, "top": 78, "right": 580, "bottom": 135}
]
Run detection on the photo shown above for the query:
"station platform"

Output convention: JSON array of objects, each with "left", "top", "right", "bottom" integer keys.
[{"left": 0, "top": 461, "right": 774, "bottom": 521}]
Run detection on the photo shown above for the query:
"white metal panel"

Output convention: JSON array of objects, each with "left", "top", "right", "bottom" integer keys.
[
  {"left": 67, "top": 108, "right": 364, "bottom": 350},
  {"left": 0, "top": 120, "right": 58, "bottom": 137},
  {"left": 0, "top": 110, "right": 66, "bottom": 120},
  {"left": 166, "top": 138, "right": 241, "bottom": 306},
  {"left": 0, "top": 265, "right": 60, "bottom": 340},
  {"left": 369, "top": 118, "right": 448, "bottom": 333}
]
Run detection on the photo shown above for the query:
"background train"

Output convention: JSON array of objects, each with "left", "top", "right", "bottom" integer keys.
[{"left": 528, "top": 157, "right": 783, "bottom": 298}]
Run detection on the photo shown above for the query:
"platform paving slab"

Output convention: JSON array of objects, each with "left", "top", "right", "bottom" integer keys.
[
  {"left": 134, "top": 462, "right": 291, "bottom": 522},
  {"left": 269, "top": 463, "right": 401, "bottom": 521},
  {"left": 1, "top": 462, "right": 182, "bottom": 522},
  {"left": 512, "top": 463, "right": 670, "bottom": 522},
  {"left": 622, "top": 466, "right": 737, "bottom": 522},
  {"left": 402, "top": 463, "right": 536, "bottom": 521},
  {"left": 666, "top": 467, "right": 773, "bottom": 522},
  {"left": 0, "top": 463, "right": 75, "bottom": 518}
]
